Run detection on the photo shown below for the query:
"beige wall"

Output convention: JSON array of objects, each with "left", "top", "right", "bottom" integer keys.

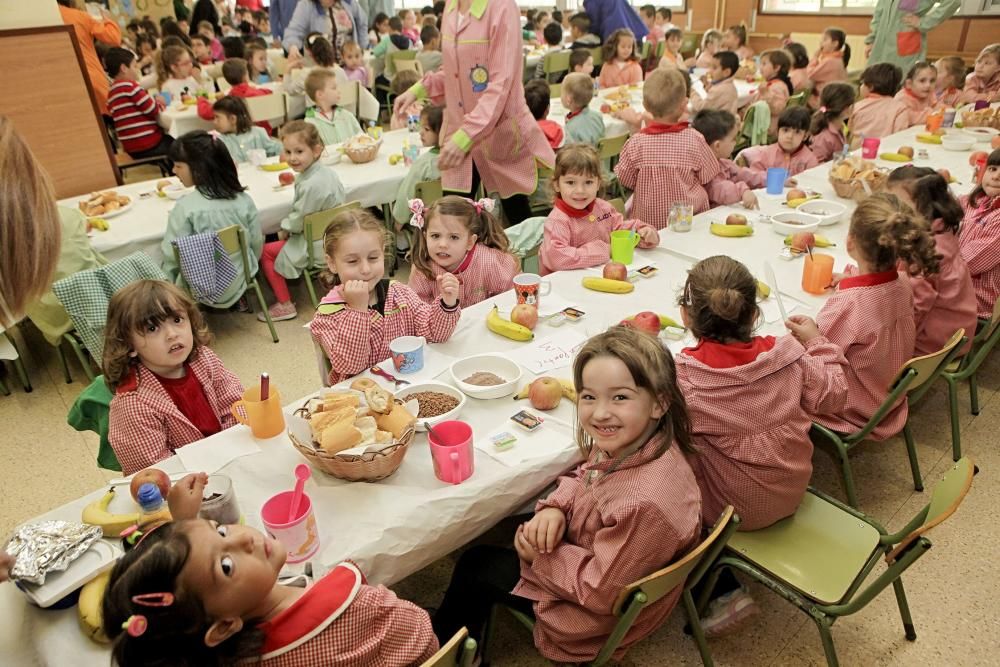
[{"left": 0, "top": 0, "right": 60, "bottom": 30}]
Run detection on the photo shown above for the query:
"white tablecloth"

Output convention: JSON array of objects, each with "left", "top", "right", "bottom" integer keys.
[
  {"left": 71, "top": 129, "right": 421, "bottom": 262},
  {"left": 7, "top": 124, "right": 987, "bottom": 667}
]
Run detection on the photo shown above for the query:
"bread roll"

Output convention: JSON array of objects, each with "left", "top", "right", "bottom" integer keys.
[
  {"left": 350, "top": 378, "right": 377, "bottom": 391},
  {"left": 364, "top": 385, "right": 393, "bottom": 414},
  {"left": 319, "top": 393, "right": 360, "bottom": 413},
  {"left": 354, "top": 416, "right": 377, "bottom": 444},
  {"left": 308, "top": 405, "right": 355, "bottom": 439},
  {"left": 319, "top": 421, "right": 362, "bottom": 454},
  {"left": 375, "top": 430, "right": 393, "bottom": 445},
  {"left": 374, "top": 403, "right": 415, "bottom": 439}
]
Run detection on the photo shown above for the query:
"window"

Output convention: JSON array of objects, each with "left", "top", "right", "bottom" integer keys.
[{"left": 760, "top": 0, "right": 877, "bottom": 14}]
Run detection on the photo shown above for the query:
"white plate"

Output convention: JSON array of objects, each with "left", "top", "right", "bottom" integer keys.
[
  {"left": 83, "top": 198, "right": 134, "bottom": 220},
  {"left": 395, "top": 382, "right": 466, "bottom": 431},
  {"left": 20, "top": 540, "right": 121, "bottom": 608}
]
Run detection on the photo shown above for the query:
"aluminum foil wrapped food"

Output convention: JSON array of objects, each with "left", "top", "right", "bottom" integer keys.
[{"left": 4, "top": 521, "right": 103, "bottom": 585}]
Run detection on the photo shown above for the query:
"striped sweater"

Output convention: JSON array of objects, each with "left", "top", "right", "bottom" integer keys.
[{"left": 107, "top": 79, "right": 165, "bottom": 154}]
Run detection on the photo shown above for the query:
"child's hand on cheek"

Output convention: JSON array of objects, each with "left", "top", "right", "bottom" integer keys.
[
  {"left": 167, "top": 472, "right": 209, "bottom": 520},
  {"left": 437, "top": 273, "right": 460, "bottom": 307},
  {"left": 514, "top": 524, "right": 540, "bottom": 564},
  {"left": 344, "top": 280, "right": 371, "bottom": 311}
]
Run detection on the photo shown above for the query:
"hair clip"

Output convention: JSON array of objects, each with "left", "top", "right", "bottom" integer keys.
[
  {"left": 408, "top": 198, "right": 427, "bottom": 228},
  {"left": 120, "top": 520, "right": 170, "bottom": 549},
  {"left": 819, "top": 106, "right": 827, "bottom": 113},
  {"left": 132, "top": 592, "right": 175, "bottom": 608},
  {"left": 464, "top": 197, "right": 494, "bottom": 215},
  {"left": 123, "top": 615, "right": 148, "bottom": 637}
]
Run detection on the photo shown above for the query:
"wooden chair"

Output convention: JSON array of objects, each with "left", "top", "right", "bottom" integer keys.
[
  {"left": 939, "top": 296, "right": 1000, "bottom": 461},
  {"left": 809, "top": 329, "right": 965, "bottom": 507},
  {"left": 543, "top": 50, "right": 571, "bottom": 80},
  {"left": 245, "top": 94, "right": 286, "bottom": 129},
  {"left": 597, "top": 133, "right": 629, "bottom": 198},
  {"left": 303, "top": 201, "right": 363, "bottom": 307},
  {"left": 702, "top": 460, "right": 975, "bottom": 667},
  {"left": 484, "top": 507, "right": 740, "bottom": 666},
  {"left": 172, "top": 225, "right": 279, "bottom": 343},
  {"left": 420, "top": 627, "right": 477, "bottom": 667}
]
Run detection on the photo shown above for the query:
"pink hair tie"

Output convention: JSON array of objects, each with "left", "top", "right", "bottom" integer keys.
[
  {"left": 819, "top": 106, "right": 827, "bottom": 113},
  {"left": 464, "top": 197, "right": 494, "bottom": 214},
  {"left": 408, "top": 199, "right": 427, "bottom": 228},
  {"left": 123, "top": 615, "right": 148, "bottom": 638}
]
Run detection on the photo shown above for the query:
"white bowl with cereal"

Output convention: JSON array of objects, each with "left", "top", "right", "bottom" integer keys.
[
  {"left": 394, "top": 383, "right": 465, "bottom": 432},
  {"left": 450, "top": 354, "right": 522, "bottom": 400}
]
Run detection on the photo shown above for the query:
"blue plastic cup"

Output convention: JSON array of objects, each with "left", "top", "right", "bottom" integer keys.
[{"left": 766, "top": 167, "right": 788, "bottom": 195}]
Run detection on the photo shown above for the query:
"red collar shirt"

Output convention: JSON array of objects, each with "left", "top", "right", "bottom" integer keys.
[
  {"left": 614, "top": 124, "right": 721, "bottom": 228},
  {"left": 813, "top": 271, "right": 916, "bottom": 440},
  {"left": 958, "top": 194, "right": 1000, "bottom": 318},
  {"left": 513, "top": 435, "right": 701, "bottom": 663},
  {"left": 109, "top": 347, "right": 244, "bottom": 474},
  {"left": 310, "top": 281, "right": 460, "bottom": 386},
  {"left": 258, "top": 562, "right": 439, "bottom": 666},
  {"left": 406, "top": 243, "right": 519, "bottom": 307},
  {"left": 677, "top": 334, "right": 848, "bottom": 530},
  {"left": 539, "top": 197, "right": 657, "bottom": 275}
]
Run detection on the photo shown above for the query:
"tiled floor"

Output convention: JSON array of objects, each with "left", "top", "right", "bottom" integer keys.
[{"left": 3, "top": 163, "right": 996, "bottom": 663}]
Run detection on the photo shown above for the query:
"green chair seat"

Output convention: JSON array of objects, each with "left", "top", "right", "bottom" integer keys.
[{"left": 726, "top": 493, "right": 880, "bottom": 605}]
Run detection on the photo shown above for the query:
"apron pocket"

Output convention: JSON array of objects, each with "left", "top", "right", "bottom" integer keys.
[{"left": 896, "top": 31, "right": 921, "bottom": 57}]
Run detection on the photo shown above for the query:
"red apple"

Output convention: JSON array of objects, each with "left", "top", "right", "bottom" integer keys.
[
  {"left": 726, "top": 213, "right": 748, "bottom": 225},
  {"left": 630, "top": 311, "right": 662, "bottom": 335},
  {"left": 790, "top": 232, "right": 816, "bottom": 252},
  {"left": 898, "top": 145, "right": 914, "bottom": 158},
  {"left": 130, "top": 468, "right": 171, "bottom": 502},
  {"left": 278, "top": 171, "right": 295, "bottom": 186},
  {"left": 528, "top": 377, "right": 563, "bottom": 411},
  {"left": 603, "top": 262, "right": 628, "bottom": 281},
  {"left": 937, "top": 168, "right": 952, "bottom": 182},
  {"left": 786, "top": 188, "right": 807, "bottom": 202},
  {"left": 599, "top": 103, "right": 612, "bottom": 113},
  {"left": 970, "top": 150, "right": 989, "bottom": 167},
  {"left": 511, "top": 304, "right": 539, "bottom": 330}
]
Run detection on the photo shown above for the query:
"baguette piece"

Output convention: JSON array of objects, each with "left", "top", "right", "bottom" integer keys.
[
  {"left": 363, "top": 385, "right": 394, "bottom": 414},
  {"left": 319, "top": 421, "right": 362, "bottom": 454}
]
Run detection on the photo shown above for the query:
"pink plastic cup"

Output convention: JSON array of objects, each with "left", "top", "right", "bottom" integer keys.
[
  {"left": 861, "top": 137, "right": 881, "bottom": 159},
  {"left": 260, "top": 490, "right": 320, "bottom": 563},
  {"left": 428, "top": 420, "right": 474, "bottom": 484}
]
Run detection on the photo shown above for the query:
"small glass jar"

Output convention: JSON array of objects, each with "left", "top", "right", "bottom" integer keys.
[
  {"left": 198, "top": 475, "right": 241, "bottom": 525},
  {"left": 670, "top": 202, "right": 693, "bottom": 233}
]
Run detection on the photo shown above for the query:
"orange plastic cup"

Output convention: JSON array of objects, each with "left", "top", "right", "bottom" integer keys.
[
  {"left": 925, "top": 110, "right": 944, "bottom": 133},
  {"left": 802, "top": 254, "right": 834, "bottom": 295},
  {"left": 231, "top": 387, "right": 285, "bottom": 439}
]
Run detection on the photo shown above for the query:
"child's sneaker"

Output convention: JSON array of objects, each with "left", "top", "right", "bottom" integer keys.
[
  {"left": 700, "top": 586, "right": 759, "bottom": 638},
  {"left": 257, "top": 302, "right": 297, "bottom": 322},
  {"left": 233, "top": 296, "right": 252, "bottom": 313}
]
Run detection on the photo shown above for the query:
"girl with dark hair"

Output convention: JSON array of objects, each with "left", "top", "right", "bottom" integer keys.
[
  {"left": 161, "top": 131, "right": 262, "bottom": 306},
  {"left": 211, "top": 96, "right": 282, "bottom": 163},
  {"left": 849, "top": 63, "right": 909, "bottom": 148},
  {"left": 888, "top": 166, "right": 976, "bottom": 355},
  {"left": 895, "top": 60, "right": 938, "bottom": 127},
  {"left": 786, "top": 42, "right": 810, "bottom": 93},
  {"left": 959, "top": 149, "right": 1000, "bottom": 319},
  {"left": 809, "top": 82, "right": 855, "bottom": 162},
  {"left": 754, "top": 49, "right": 793, "bottom": 136},
  {"left": 805, "top": 27, "right": 850, "bottom": 108},
  {"left": 739, "top": 107, "right": 818, "bottom": 177}
]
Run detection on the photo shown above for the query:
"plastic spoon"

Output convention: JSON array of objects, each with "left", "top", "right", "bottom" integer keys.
[{"left": 287, "top": 464, "right": 311, "bottom": 522}]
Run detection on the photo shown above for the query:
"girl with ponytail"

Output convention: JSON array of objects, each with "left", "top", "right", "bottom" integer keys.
[
  {"left": 809, "top": 82, "right": 855, "bottom": 162},
  {"left": 675, "top": 254, "right": 848, "bottom": 637},
  {"left": 788, "top": 193, "right": 938, "bottom": 441}
]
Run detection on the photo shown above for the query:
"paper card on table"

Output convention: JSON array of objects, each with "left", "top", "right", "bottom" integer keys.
[
  {"left": 475, "top": 423, "right": 576, "bottom": 466},
  {"left": 372, "top": 346, "right": 456, "bottom": 386},
  {"left": 176, "top": 434, "right": 261, "bottom": 474},
  {"left": 507, "top": 330, "right": 588, "bottom": 374},
  {"left": 492, "top": 291, "right": 572, "bottom": 319}
]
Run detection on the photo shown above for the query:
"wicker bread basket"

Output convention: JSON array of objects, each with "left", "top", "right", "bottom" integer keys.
[
  {"left": 828, "top": 159, "right": 888, "bottom": 202},
  {"left": 289, "top": 399, "right": 415, "bottom": 482},
  {"left": 342, "top": 138, "right": 382, "bottom": 164}
]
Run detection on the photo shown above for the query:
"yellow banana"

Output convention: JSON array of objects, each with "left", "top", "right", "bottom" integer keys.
[
  {"left": 513, "top": 384, "right": 530, "bottom": 400},
  {"left": 786, "top": 194, "right": 821, "bottom": 208},
  {"left": 756, "top": 280, "right": 771, "bottom": 299},
  {"left": 88, "top": 218, "right": 109, "bottom": 231},
  {"left": 582, "top": 277, "right": 634, "bottom": 293},
  {"left": 710, "top": 222, "right": 753, "bottom": 237},
  {"left": 880, "top": 152, "right": 912, "bottom": 162},
  {"left": 78, "top": 570, "right": 111, "bottom": 643},
  {"left": 81, "top": 488, "right": 139, "bottom": 538},
  {"left": 916, "top": 133, "right": 943, "bottom": 144},
  {"left": 784, "top": 234, "right": 835, "bottom": 248},
  {"left": 558, "top": 379, "right": 577, "bottom": 402},
  {"left": 486, "top": 305, "right": 533, "bottom": 341}
]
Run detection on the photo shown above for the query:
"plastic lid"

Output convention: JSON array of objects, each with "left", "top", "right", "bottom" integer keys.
[{"left": 137, "top": 483, "right": 165, "bottom": 511}]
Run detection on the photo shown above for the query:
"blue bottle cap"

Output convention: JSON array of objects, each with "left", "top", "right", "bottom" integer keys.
[{"left": 136, "top": 483, "right": 164, "bottom": 512}]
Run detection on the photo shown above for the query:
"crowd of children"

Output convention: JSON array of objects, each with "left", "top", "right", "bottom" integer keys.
[{"left": 23, "top": 3, "right": 1000, "bottom": 665}]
